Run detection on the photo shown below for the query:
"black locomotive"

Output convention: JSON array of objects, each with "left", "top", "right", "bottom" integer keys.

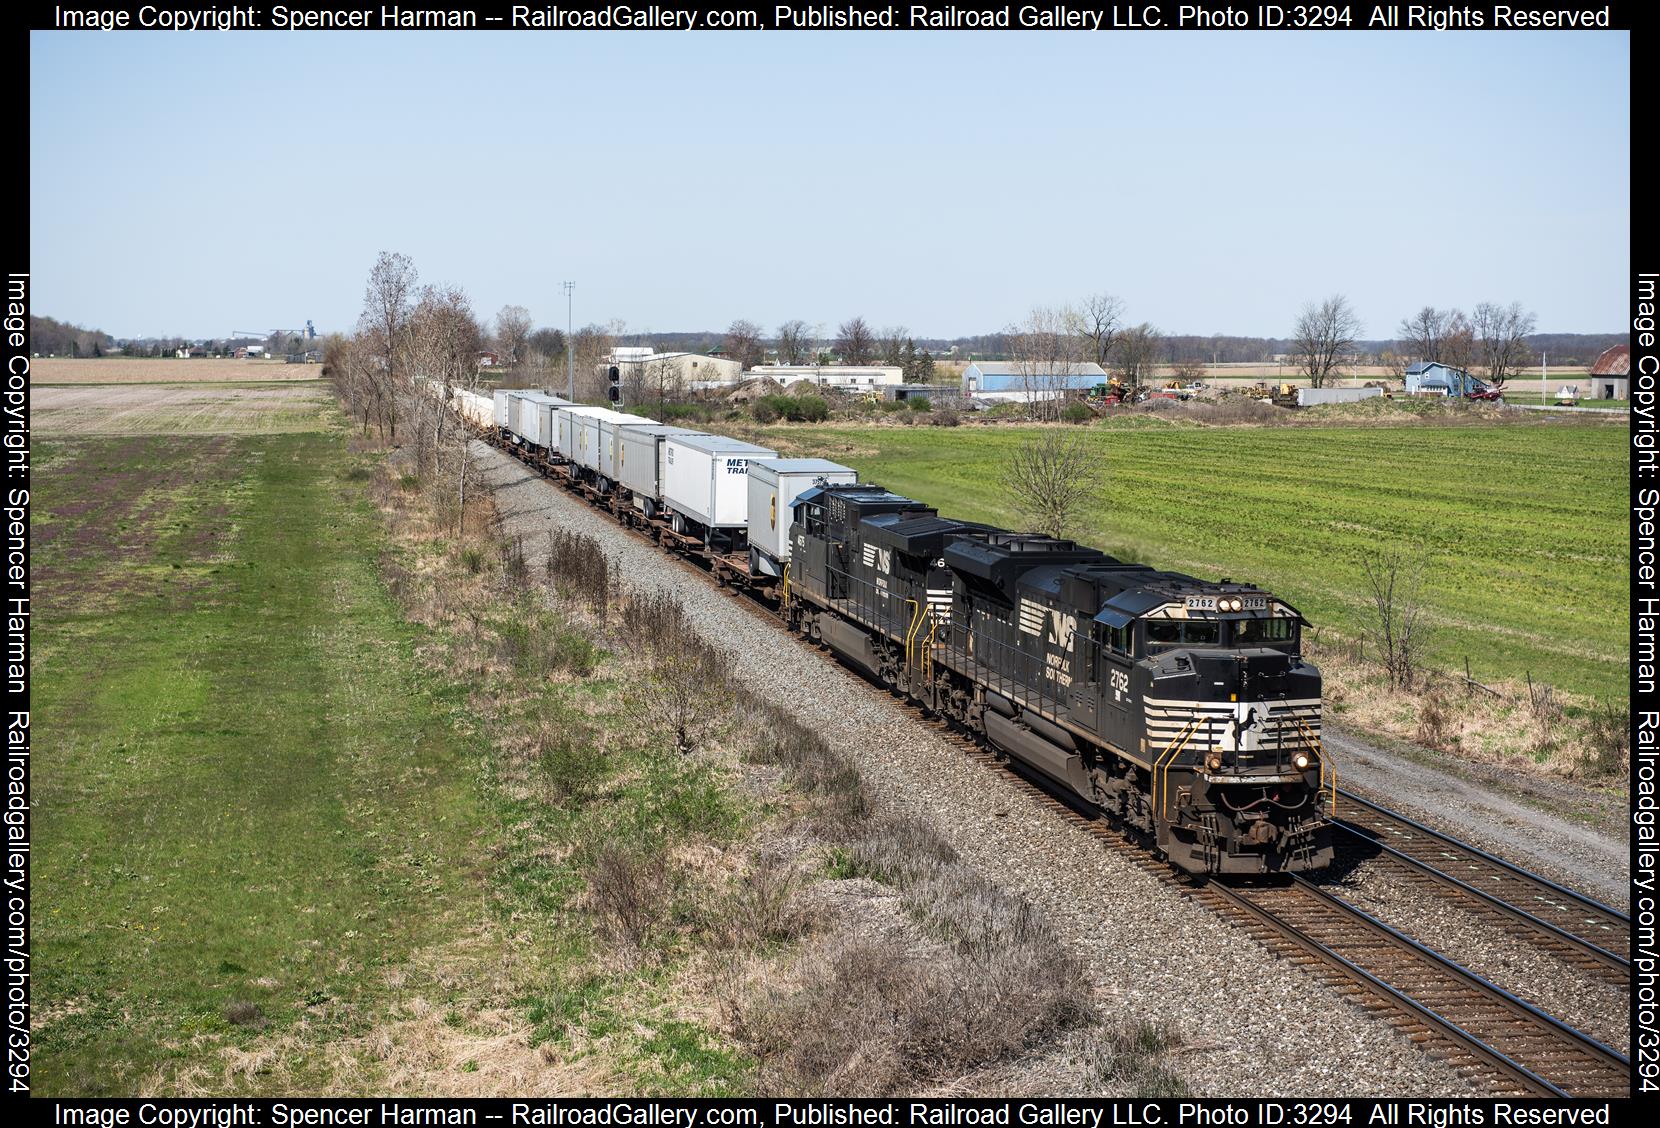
[{"left": 783, "top": 483, "right": 1333, "bottom": 875}]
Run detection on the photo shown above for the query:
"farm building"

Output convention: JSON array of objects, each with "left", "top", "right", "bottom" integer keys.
[
  {"left": 1588, "top": 345, "right": 1630, "bottom": 400},
  {"left": 477, "top": 351, "right": 502, "bottom": 368},
  {"left": 1404, "top": 361, "right": 1486, "bottom": 397},
  {"left": 748, "top": 365, "right": 904, "bottom": 390},
  {"left": 962, "top": 361, "right": 1107, "bottom": 402}
]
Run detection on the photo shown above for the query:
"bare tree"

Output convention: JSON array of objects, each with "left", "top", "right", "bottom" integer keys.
[
  {"left": 358, "top": 251, "right": 418, "bottom": 439},
  {"left": 1111, "top": 322, "right": 1163, "bottom": 393},
  {"left": 1440, "top": 310, "right": 1476, "bottom": 374},
  {"left": 1470, "top": 301, "right": 1537, "bottom": 389},
  {"left": 1361, "top": 552, "right": 1433, "bottom": 691},
  {"left": 835, "top": 317, "right": 874, "bottom": 365},
  {"left": 1171, "top": 356, "right": 1205, "bottom": 385},
  {"left": 1290, "top": 294, "right": 1361, "bottom": 388},
  {"left": 1397, "top": 306, "right": 1452, "bottom": 364},
  {"left": 724, "top": 319, "right": 764, "bottom": 371},
  {"left": 494, "top": 304, "right": 533, "bottom": 369},
  {"left": 1001, "top": 429, "right": 1103, "bottom": 540},
  {"left": 1008, "top": 306, "right": 1085, "bottom": 422},
  {"left": 878, "top": 325, "right": 910, "bottom": 367},
  {"left": 1071, "top": 293, "right": 1125, "bottom": 369},
  {"left": 776, "top": 319, "right": 813, "bottom": 365}
]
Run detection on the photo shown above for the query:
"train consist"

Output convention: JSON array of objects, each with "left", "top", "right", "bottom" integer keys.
[{"left": 441, "top": 383, "right": 1334, "bottom": 876}]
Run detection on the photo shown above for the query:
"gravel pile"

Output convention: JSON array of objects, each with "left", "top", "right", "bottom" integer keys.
[
  {"left": 1322, "top": 861, "right": 1629, "bottom": 1054},
  {"left": 473, "top": 442, "right": 1476, "bottom": 1097}
]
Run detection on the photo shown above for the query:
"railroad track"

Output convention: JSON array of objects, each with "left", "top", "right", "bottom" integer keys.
[
  {"left": 1331, "top": 788, "right": 1630, "bottom": 975},
  {"left": 500, "top": 439, "right": 1632, "bottom": 1098}
]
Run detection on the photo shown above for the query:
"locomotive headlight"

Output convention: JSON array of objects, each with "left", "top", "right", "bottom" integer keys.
[
  {"left": 1206, "top": 754, "right": 1224, "bottom": 771},
  {"left": 1229, "top": 598, "right": 1243, "bottom": 611},
  {"left": 1292, "top": 751, "right": 1312, "bottom": 770}
]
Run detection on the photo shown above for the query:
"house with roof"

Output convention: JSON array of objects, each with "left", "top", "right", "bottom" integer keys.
[
  {"left": 1588, "top": 344, "right": 1629, "bottom": 400},
  {"left": 1404, "top": 361, "right": 1486, "bottom": 397},
  {"left": 962, "top": 361, "right": 1107, "bottom": 402}
]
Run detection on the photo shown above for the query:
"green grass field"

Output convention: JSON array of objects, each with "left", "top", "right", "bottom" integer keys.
[
  {"left": 1502, "top": 392, "right": 1628, "bottom": 411},
  {"left": 751, "top": 421, "right": 1629, "bottom": 699},
  {"left": 32, "top": 430, "right": 493, "bottom": 1094}
]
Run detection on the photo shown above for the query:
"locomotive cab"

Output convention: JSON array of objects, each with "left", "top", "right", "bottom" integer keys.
[{"left": 1126, "top": 595, "right": 1332, "bottom": 874}]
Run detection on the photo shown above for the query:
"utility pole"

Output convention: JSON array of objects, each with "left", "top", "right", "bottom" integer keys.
[{"left": 562, "top": 280, "right": 575, "bottom": 400}]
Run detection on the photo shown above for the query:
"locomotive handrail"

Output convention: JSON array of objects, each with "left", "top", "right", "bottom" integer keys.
[
  {"left": 780, "top": 563, "right": 790, "bottom": 610},
  {"left": 1153, "top": 716, "right": 1201, "bottom": 818},
  {"left": 903, "top": 598, "right": 923, "bottom": 669}
]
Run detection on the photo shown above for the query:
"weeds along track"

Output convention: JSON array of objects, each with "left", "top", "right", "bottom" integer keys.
[
  {"left": 1331, "top": 789, "right": 1630, "bottom": 978},
  {"left": 492, "top": 437, "right": 1629, "bottom": 1098}
]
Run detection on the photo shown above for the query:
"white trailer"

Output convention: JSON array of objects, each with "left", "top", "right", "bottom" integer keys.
[
  {"left": 1296, "top": 386, "right": 1382, "bottom": 408},
  {"left": 571, "top": 408, "right": 657, "bottom": 481},
  {"left": 662, "top": 434, "right": 778, "bottom": 545},
  {"left": 511, "top": 391, "right": 567, "bottom": 450},
  {"left": 554, "top": 405, "right": 615, "bottom": 472},
  {"left": 493, "top": 390, "right": 513, "bottom": 430},
  {"left": 617, "top": 425, "right": 706, "bottom": 515},
  {"left": 594, "top": 412, "right": 663, "bottom": 487},
  {"left": 748, "top": 459, "right": 858, "bottom": 576}
]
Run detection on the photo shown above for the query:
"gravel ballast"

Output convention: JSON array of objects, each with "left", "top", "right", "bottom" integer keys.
[{"left": 473, "top": 442, "right": 1482, "bottom": 1097}]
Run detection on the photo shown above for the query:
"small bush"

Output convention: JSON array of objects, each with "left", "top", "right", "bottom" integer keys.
[
  {"left": 1416, "top": 690, "right": 1453, "bottom": 749},
  {"left": 705, "top": 852, "right": 810, "bottom": 949},
  {"left": 907, "top": 396, "right": 932, "bottom": 412},
  {"left": 588, "top": 840, "right": 673, "bottom": 951},
  {"left": 1583, "top": 699, "right": 1630, "bottom": 777},
  {"left": 750, "top": 399, "right": 780, "bottom": 424},
  {"left": 931, "top": 407, "right": 961, "bottom": 427},
  {"left": 1061, "top": 403, "right": 1093, "bottom": 424},
  {"left": 879, "top": 399, "right": 906, "bottom": 413},
  {"left": 459, "top": 546, "right": 486, "bottom": 575},
  {"left": 533, "top": 720, "right": 608, "bottom": 800}
]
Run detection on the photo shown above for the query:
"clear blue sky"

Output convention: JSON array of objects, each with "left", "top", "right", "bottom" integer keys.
[{"left": 30, "top": 30, "right": 1629, "bottom": 341}]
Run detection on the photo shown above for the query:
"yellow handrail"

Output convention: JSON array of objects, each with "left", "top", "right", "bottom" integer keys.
[
  {"left": 1153, "top": 716, "right": 1201, "bottom": 820},
  {"left": 780, "top": 563, "right": 790, "bottom": 611},
  {"left": 903, "top": 598, "right": 922, "bottom": 668}
]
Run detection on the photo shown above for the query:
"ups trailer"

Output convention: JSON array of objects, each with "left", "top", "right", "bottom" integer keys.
[
  {"left": 747, "top": 459, "right": 858, "bottom": 578},
  {"left": 617, "top": 425, "right": 708, "bottom": 517},
  {"left": 662, "top": 433, "right": 779, "bottom": 549}
]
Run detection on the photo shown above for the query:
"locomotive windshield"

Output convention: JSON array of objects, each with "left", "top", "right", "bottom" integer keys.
[{"left": 1141, "top": 615, "right": 1298, "bottom": 651}]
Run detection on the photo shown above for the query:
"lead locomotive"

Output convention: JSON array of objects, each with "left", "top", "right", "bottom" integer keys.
[{"left": 783, "top": 483, "right": 1332, "bottom": 875}]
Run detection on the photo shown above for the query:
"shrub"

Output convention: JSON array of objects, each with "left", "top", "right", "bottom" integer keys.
[
  {"left": 1061, "top": 403, "right": 1093, "bottom": 424},
  {"left": 1583, "top": 699, "right": 1630, "bottom": 777},
  {"left": 587, "top": 840, "right": 672, "bottom": 951},
  {"left": 750, "top": 399, "right": 780, "bottom": 424},
  {"left": 533, "top": 720, "right": 608, "bottom": 799},
  {"left": 906, "top": 396, "right": 931, "bottom": 412},
  {"left": 930, "top": 407, "right": 961, "bottom": 427},
  {"left": 788, "top": 395, "right": 829, "bottom": 422},
  {"left": 879, "top": 399, "right": 906, "bottom": 413}
]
